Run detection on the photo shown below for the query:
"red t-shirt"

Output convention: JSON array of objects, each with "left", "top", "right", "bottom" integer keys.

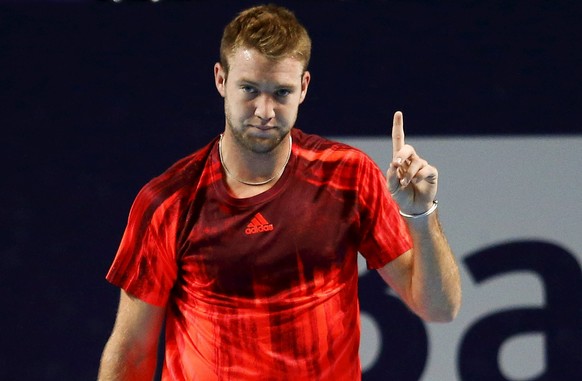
[{"left": 106, "top": 129, "right": 412, "bottom": 380}]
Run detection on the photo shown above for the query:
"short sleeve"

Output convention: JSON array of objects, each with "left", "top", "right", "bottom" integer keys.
[
  {"left": 356, "top": 154, "right": 412, "bottom": 269},
  {"left": 105, "top": 182, "right": 181, "bottom": 306}
]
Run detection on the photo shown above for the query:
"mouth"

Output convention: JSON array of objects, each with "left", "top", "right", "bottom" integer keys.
[{"left": 248, "top": 124, "right": 277, "bottom": 131}]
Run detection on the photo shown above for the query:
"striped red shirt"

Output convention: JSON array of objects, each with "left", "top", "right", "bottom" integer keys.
[{"left": 106, "top": 129, "right": 412, "bottom": 380}]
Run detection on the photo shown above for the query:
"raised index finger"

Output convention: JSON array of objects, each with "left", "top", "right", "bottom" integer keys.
[{"left": 392, "top": 111, "right": 405, "bottom": 159}]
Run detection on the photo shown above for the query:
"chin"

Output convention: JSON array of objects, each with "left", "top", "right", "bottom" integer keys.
[{"left": 243, "top": 130, "right": 289, "bottom": 153}]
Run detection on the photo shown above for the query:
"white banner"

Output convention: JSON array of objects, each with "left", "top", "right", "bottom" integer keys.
[{"left": 337, "top": 136, "right": 582, "bottom": 381}]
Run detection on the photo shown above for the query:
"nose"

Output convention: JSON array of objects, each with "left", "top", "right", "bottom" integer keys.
[{"left": 254, "top": 94, "right": 276, "bottom": 121}]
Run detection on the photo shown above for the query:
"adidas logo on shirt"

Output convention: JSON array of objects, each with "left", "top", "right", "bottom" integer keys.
[{"left": 245, "top": 213, "right": 274, "bottom": 235}]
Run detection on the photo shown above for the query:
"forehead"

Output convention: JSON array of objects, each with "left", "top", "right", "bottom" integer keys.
[{"left": 227, "top": 48, "right": 304, "bottom": 84}]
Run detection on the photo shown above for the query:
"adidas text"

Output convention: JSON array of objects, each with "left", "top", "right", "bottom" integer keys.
[{"left": 245, "top": 224, "right": 274, "bottom": 235}]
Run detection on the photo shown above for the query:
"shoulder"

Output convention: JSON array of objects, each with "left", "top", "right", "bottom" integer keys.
[
  {"left": 131, "top": 137, "right": 219, "bottom": 220},
  {"left": 292, "top": 128, "right": 371, "bottom": 165},
  {"left": 155, "top": 137, "right": 218, "bottom": 185},
  {"left": 291, "top": 129, "right": 383, "bottom": 191}
]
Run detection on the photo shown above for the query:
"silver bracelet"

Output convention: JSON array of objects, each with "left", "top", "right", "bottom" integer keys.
[{"left": 399, "top": 200, "right": 438, "bottom": 219}]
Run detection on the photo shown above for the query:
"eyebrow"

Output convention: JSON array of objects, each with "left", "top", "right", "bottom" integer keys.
[{"left": 236, "top": 79, "right": 297, "bottom": 90}]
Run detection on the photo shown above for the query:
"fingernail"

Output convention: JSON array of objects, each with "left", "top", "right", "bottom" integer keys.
[{"left": 395, "top": 158, "right": 402, "bottom": 164}]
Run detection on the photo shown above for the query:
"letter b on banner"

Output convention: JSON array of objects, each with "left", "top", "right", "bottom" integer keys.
[{"left": 359, "top": 270, "right": 428, "bottom": 380}]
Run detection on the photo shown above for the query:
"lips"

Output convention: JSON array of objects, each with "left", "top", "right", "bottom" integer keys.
[{"left": 248, "top": 124, "right": 277, "bottom": 131}]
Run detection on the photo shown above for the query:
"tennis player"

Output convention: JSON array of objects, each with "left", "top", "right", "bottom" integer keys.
[{"left": 98, "top": 4, "right": 461, "bottom": 380}]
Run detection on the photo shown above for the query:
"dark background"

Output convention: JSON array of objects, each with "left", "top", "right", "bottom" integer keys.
[{"left": 1, "top": 1, "right": 580, "bottom": 379}]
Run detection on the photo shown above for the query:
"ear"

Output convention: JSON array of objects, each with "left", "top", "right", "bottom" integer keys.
[
  {"left": 299, "top": 71, "right": 311, "bottom": 104},
  {"left": 214, "top": 62, "right": 227, "bottom": 97}
]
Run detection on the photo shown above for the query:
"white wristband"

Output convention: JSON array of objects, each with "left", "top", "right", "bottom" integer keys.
[{"left": 399, "top": 200, "right": 438, "bottom": 219}]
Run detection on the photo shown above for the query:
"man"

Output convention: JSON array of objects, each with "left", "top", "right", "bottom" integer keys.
[{"left": 98, "top": 4, "right": 461, "bottom": 381}]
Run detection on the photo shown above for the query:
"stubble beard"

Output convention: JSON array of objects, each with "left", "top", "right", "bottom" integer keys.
[{"left": 224, "top": 103, "right": 290, "bottom": 155}]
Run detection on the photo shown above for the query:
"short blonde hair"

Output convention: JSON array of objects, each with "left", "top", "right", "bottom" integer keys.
[{"left": 220, "top": 4, "right": 312, "bottom": 74}]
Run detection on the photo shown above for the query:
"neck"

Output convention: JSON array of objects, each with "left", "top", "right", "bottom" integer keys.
[{"left": 219, "top": 133, "right": 292, "bottom": 187}]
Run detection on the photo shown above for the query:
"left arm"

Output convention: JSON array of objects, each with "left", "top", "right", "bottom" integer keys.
[
  {"left": 377, "top": 111, "right": 461, "bottom": 322},
  {"left": 377, "top": 212, "right": 461, "bottom": 322}
]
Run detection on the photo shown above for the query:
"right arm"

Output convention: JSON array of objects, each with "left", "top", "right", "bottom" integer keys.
[{"left": 98, "top": 290, "right": 166, "bottom": 381}]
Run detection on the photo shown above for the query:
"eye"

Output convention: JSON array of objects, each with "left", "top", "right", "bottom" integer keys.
[
  {"left": 240, "top": 85, "right": 257, "bottom": 94},
  {"left": 275, "top": 89, "right": 291, "bottom": 97}
]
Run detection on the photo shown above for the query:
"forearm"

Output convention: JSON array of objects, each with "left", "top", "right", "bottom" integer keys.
[
  {"left": 405, "top": 211, "right": 461, "bottom": 322},
  {"left": 98, "top": 336, "right": 157, "bottom": 381}
]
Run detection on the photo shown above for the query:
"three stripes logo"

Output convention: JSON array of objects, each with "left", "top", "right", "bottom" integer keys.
[{"left": 245, "top": 213, "right": 274, "bottom": 235}]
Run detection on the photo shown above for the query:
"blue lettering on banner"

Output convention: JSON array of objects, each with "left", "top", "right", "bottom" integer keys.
[
  {"left": 460, "top": 241, "right": 582, "bottom": 381},
  {"left": 359, "top": 269, "right": 428, "bottom": 380},
  {"left": 359, "top": 240, "right": 582, "bottom": 380}
]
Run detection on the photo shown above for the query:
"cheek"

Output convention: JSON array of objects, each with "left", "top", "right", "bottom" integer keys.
[
  {"left": 278, "top": 105, "right": 300, "bottom": 126},
  {"left": 225, "top": 95, "right": 248, "bottom": 116}
]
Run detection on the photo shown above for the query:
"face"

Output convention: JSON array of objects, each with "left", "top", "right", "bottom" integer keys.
[{"left": 214, "top": 48, "right": 310, "bottom": 154}]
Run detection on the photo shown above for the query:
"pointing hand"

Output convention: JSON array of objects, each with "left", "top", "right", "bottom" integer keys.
[{"left": 387, "top": 111, "right": 438, "bottom": 215}]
